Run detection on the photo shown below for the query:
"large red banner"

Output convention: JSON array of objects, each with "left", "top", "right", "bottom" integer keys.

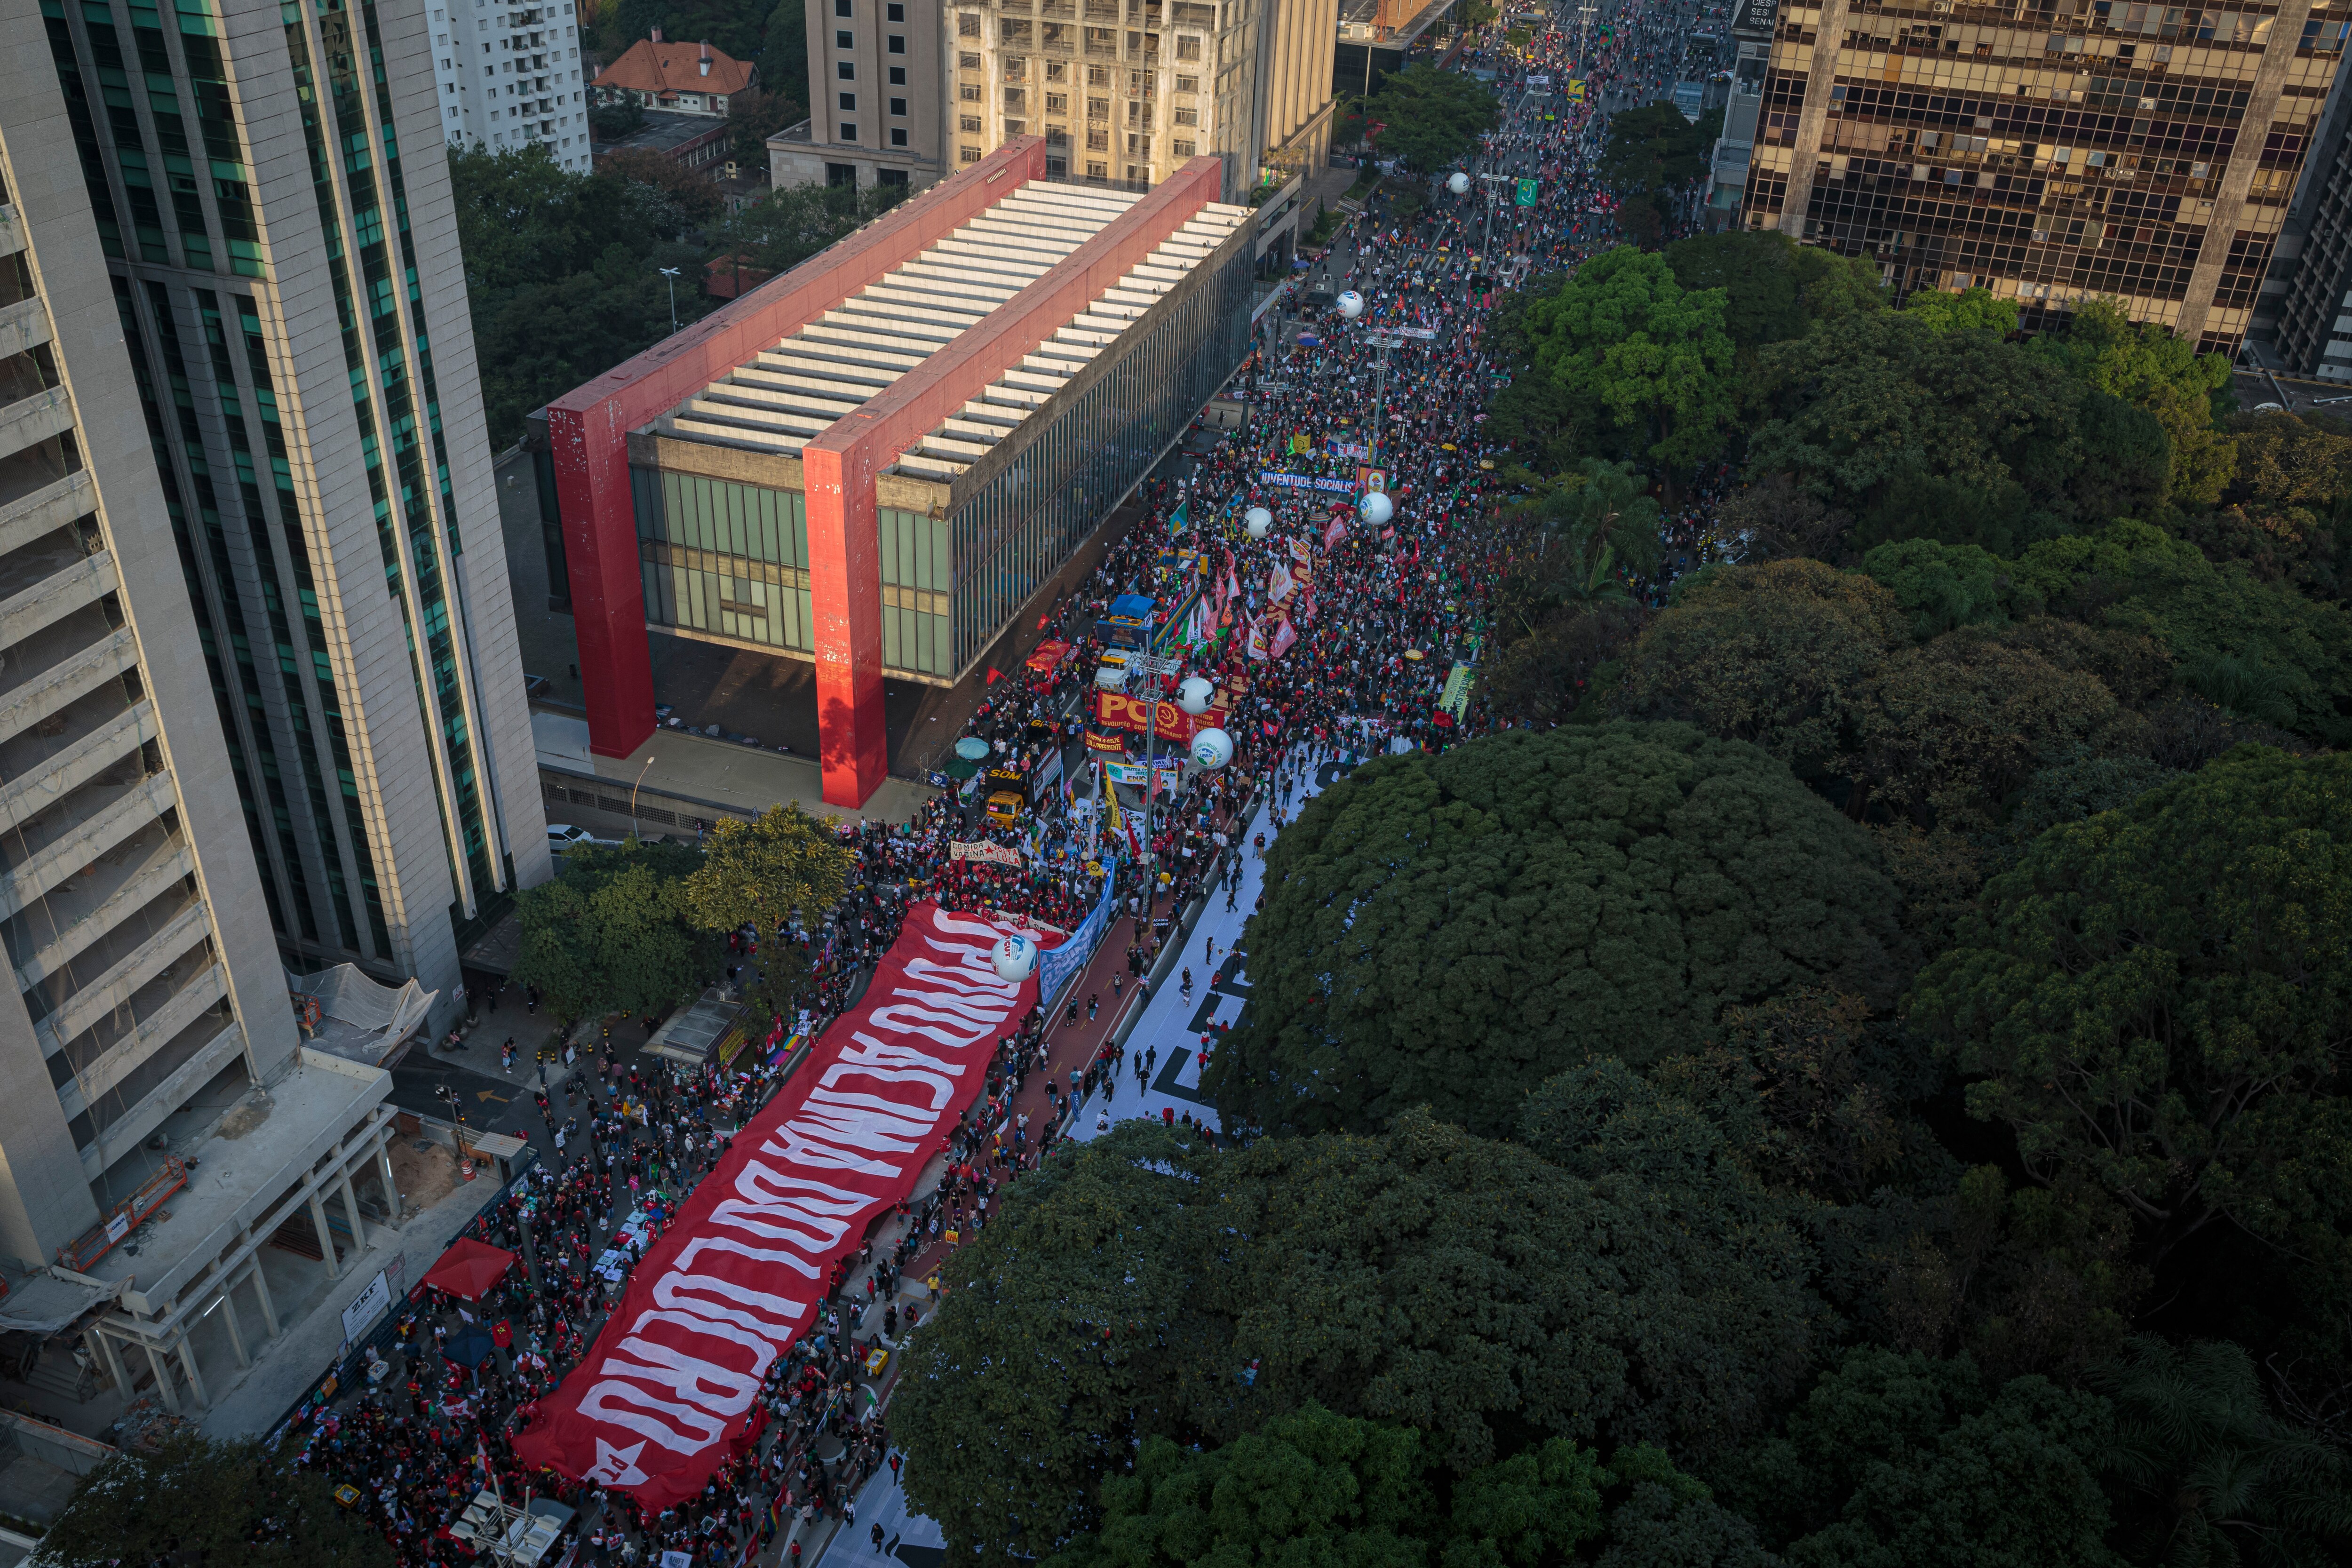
[
  {"left": 1092, "top": 689, "right": 1228, "bottom": 743},
  {"left": 511, "top": 903, "right": 1045, "bottom": 1508}
]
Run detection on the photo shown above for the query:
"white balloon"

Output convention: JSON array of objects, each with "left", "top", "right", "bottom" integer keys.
[
  {"left": 1335, "top": 290, "right": 1365, "bottom": 319},
  {"left": 1447, "top": 171, "right": 1472, "bottom": 194},
  {"left": 1189, "top": 727, "right": 1235, "bottom": 769},
  {"left": 1244, "top": 506, "right": 1273, "bottom": 539},
  {"left": 1359, "top": 491, "right": 1395, "bottom": 526},
  {"left": 1176, "top": 675, "right": 1216, "bottom": 716},
  {"left": 991, "top": 931, "right": 1039, "bottom": 983}
]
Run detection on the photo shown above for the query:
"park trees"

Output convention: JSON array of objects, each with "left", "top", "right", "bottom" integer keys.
[
  {"left": 1520, "top": 247, "right": 1736, "bottom": 473},
  {"left": 509, "top": 839, "right": 721, "bottom": 1025},
  {"left": 1909, "top": 747, "right": 2352, "bottom": 1267},
  {"left": 41, "top": 1431, "right": 393, "bottom": 1567},
  {"left": 1363, "top": 65, "right": 1500, "bottom": 173},
  {"left": 1662, "top": 231, "right": 1883, "bottom": 353},
  {"left": 683, "top": 804, "right": 852, "bottom": 1021},
  {"left": 895, "top": 1117, "right": 1821, "bottom": 1560},
  {"left": 1201, "top": 724, "right": 1908, "bottom": 1138}
]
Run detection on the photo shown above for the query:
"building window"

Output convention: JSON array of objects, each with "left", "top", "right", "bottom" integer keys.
[
  {"left": 962, "top": 145, "right": 981, "bottom": 161},
  {"left": 1005, "top": 119, "right": 1026, "bottom": 135},
  {"left": 1088, "top": 160, "right": 1107, "bottom": 178},
  {"left": 959, "top": 11, "right": 979, "bottom": 37},
  {"left": 890, "top": 66, "right": 906, "bottom": 83},
  {"left": 1176, "top": 75, "right": 1198, "bottom": 92},
  {"left": 891, "top": 96, "right": 907, "bottom": 115},
  {"left": 841, "top": 122, "right": 858, "bottom": 140},
  {"left": 1088, "top": 64, "right": 1108, "bottom": 85},
  {"left": 961, "top": 115, "right": 983, "bottom": 132},
  {"left": 1004, "top": 88, "right": 1025, "bottom": 109},
  {"left": 839, "top": 61, "right": 856, "bottom": 79},
  {"left": 1087, "top": 127, "right": 1108, "bottom": 149},
  {"left": 891, "top": 127, "right": 909, "bottom": 146},
  {"left": 961, "top": 51, "right": 981, "bottom": 69},
  {"left": 835, "top": 0, "right": 852, "bottom": 13},
  {"left": 1172, "top": 138, "right": 1195, "bottom": 157},
  {"left": 1173, "top": 107, "right": 1197, "bottom": 125},
  {"left": 1088, "top": 96, "right": 1107, "bottom": 119},
  {"left": 827, "top": 162, "right": 857, "bottom": 186},
  {"left": 1176, "top": 34, "right": 1201, "bottom": 59},
  {"left": 1047, "top": 155, "right": 1067, "bottom": 174},
  {"left": 836, "top": 28, "right": 852, "bottom": 47},
  {"left": 1046, "top": 93, "right": 1067, "bottom": 112},
  {"left": 888, "top": 33, "right": 905, "bottom": 52},
  {"left": 841, "top": 92, "right": 857, "bottom": 110},
  {"left": 961, "top": 83, "right": 984, "bottom": 101}
]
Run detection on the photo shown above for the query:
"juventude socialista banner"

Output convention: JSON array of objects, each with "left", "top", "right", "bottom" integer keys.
[{"left": 511, "top": 903, "right": 1047, "bottom": 1508}]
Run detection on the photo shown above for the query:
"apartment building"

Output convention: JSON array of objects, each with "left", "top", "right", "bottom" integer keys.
[
  {"left": 949, "top": 0, "right": 1266, "bottom": 199},
  {"left": 1738, "top": 0, "right": 2352, "bottom": 350},
  {"left": 1255, "top": 0, "right": 1338, "bottom": 187},
  {"left": 771, "top": 0, "right": 948, "bottom": 190},
  {"left": 428, "top": 0, "right": 596, "bottom": 172},
  {"left": 33, "top": 0, "right": 549, "bottom": 1020}
]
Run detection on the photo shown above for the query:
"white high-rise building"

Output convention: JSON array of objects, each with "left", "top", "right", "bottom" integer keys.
[{"left": 428, "top": 0, "right": 595, "bottom": 171}]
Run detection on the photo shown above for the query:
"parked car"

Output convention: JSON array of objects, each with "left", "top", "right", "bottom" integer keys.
[{"left": 546, "top": 824, "right": 620, "bottom": 854}]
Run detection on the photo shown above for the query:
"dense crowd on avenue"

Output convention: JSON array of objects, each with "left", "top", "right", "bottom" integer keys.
[{"left": 270, "top": 4, "right": 1727, "bottom": 1562}]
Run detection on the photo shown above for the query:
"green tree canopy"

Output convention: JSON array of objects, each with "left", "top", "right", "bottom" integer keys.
[
  {"left": 685, "top": 804, "right": 854, "bottom": 1019},
  {"left": 1718, "top": 1348, "right": 2122, "bottom": 1568},
  {"left": 1900, "top": 285, "right": 2019, "bottom": 337},
  {"left": 1858, "top": 537, "right": 2013, "bottom": 641},
  {"left": 1663, "top": 230, "right": 1883, "bottom": 352},
  {"left": 2032, "top": 299, "right": 2237, "bottom": 506},
  {"left": 1522, "top": 246, "right": 1736, "bottom": 470},
  {"left": 1746, "top": 310, "right": 2170, "bottom": 556},
  {"left": 716, "top": 178, "right": 905, "bottom": 274},
  {"left": 894, "top": 1117, "right": 1821, "bottom": 1560},
  {"left": 41, "top": 1432, "right": 394, "bottom": 1567},
  {"left": 510, "top": 839, "right": 723, "bottom": 1025},
  {"left": 1618, "top": 559, "right": 1907, "bottom": 779},
  {"left": 1363, "top": 65, "right": 1500, "bottom": 173},
  {"left": 1909, "top": 746, "right": 2352, "bottom": 1266},
  {"left": 1203, "top": 723, "right": 1910, "bottom": 1138}
]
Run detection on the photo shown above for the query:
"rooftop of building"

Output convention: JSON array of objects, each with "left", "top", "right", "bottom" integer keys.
[
  {"left": 1339, "top": 0, "right": 1454, "bottom": 45},
  {"left": 650, "top": 177, "right": 1251, "bottom": 484},
  {"left": 594, "top": 108, "right": 731, "bottom": 159},
  {"left": 592, "top": 32, "right": 755, "bottom": 98}
]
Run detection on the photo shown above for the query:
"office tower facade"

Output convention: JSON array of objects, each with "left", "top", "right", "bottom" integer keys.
[
  {"left": 1253, "top": 0, "right": 1338, "bottom": 188},
  {"left": 0, "top": 26, "right": 320, "bottom": 1262},
  {"left": 949, "top": 0, "right": 1265, "bottom": 199},
  {"left": 35, "top": 0, "right": 549, "bottom": 1019},
  {"left": 426, "top": 0, "right": 595, "bottom": 171},
  {"left": 2254, "top": 61, "right": 2352, "bottom": 377},
  {"left": 772, "top": 0, "right": 948, "bottom": 190},
  {"left": 1739, "top": 0, "right": 2351, "bottom": 350}
]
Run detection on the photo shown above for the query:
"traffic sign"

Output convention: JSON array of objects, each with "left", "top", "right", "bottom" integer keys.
[{"left": 1515, "top": 177, "right": 1539, "bottom": 206}]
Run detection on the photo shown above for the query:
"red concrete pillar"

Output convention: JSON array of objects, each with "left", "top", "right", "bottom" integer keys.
[
  {"left": 550, "top": 403, "right": 657, "bottom": 761},
  {"left": 802, "top": 443, "right": 890, "bottom": 807}
]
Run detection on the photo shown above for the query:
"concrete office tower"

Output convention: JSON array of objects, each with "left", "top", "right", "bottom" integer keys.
[
  {"left": 1739, "top": 0, "right": 2350, "bottom": 350},
  {"left": 32, "top": 0, "right": 549, "bottom": 1019},
  {"left": 774, "top": 0, "right": 950, "bottom": 191},
  {"left": 950, "top": 0, "right": 1265, "bottom": 199},
  {"left": 426, "top": 0, "right": 596, "bottom": 171},
  {"left": 1253, "top": 0, "right": 1338, "bottom": 187},
  {"left": 2254, "top": 53, "right": 2352, "bottom": 378}
]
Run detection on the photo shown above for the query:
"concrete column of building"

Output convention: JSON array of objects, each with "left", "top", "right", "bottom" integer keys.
[
  {"left": 1772, "top": 0, "right": 1853, "bottom": 240},
  {"left": 143, "top": 1340, "right": 177, "bottom": 1413},
  {"left": 548, "top": 140, "right": 1051, "bottom": 764},
  {"left": 379, "top": 1130, "right": 402, "bottom": 1221},
  {"left": 309, "top": 1189, "right": 344, "bottom": 1280},
  {"left": 2176, "top": 0, "right": 2318, "bottom": 343},
  {"left": 247, "top": 1257, "right": 279, "bottom": 1337},
  {"left": 800, "top": 154, "right": 1230, "bottom": 806},
  {"left": 175, "top": 1332, "right": 206, "bottom": 1408},
  {"left": 219, "top": 1291, "right": 250, "bottom": 1369},
  {"left": 340, "top": 1172, "right": 367, "bottom": 1253},
  {"left": 95, "top": 1328, "right": 131, "bottom": 1400}
]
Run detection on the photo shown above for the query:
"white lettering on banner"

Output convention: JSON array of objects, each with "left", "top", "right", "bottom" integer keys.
[{"left": 514, "top": 903, "right": 1046, "bottom": 1510}]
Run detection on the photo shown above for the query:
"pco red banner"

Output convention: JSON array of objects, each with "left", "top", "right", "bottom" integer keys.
[
  {"left": 1092, "top": 690, "right": 1227, "bottom": 743},
  {"left": 510, "top": 903, "right": 1047, "bottom": 1509}
]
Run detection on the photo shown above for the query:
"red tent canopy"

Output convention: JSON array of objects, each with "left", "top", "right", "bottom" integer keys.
[{"left": 422, "top": 1236, "right": 517, "bottom": 1300}]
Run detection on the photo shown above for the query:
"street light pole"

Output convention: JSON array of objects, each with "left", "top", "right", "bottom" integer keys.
[
  {"left": 1119, "top": 650, "right": 1184, "bottom": 948},
  {"left": 659, "top": 265, "right": 682, "bottom": 334},
  {"left": 630, "top": 755, "right": 657, "bottom": 841}
]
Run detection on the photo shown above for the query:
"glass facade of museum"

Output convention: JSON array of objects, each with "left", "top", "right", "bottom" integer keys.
[
  {"left": 634, "top": 469, "right": 816, "bottom": 653},
  {"left": 946, "top": 243, "right": 1252, "bottom": 672}
]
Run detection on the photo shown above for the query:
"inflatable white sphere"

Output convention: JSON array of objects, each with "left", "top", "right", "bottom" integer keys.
[
  {"left": 1189, "top": 727, "right": 1235, "bottom": 769},
  {"left": 991, "top": 931, "right": 1039, "bottom": 983},
  {"left": 1244, "top": 506, "right": 1273, "bottom": 539},
  {"left": 1359, "top": 491, "right": 1395, "bottom": 526},
  {"left": 1447, "top": 171, "right": 1472, "bottom": 194},
  {"left": 1176, "top": 675, "right": 1216, "bottom": 716},
  {"left": 1335, "top": 290, "right": 1365, "bottom": 319}
]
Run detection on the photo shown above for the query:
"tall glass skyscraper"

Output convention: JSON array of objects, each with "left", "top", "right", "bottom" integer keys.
[
  {"left": 35, "top": 0, "right": 548, "bottom": 1005},
  {"left": 1739, "top": 0, "right": 2351, "bottom": 350}
]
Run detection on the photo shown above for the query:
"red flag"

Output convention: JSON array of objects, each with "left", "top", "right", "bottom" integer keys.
[{"left": 985, "top": 666, "right": 1003, "bottom": 685}]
